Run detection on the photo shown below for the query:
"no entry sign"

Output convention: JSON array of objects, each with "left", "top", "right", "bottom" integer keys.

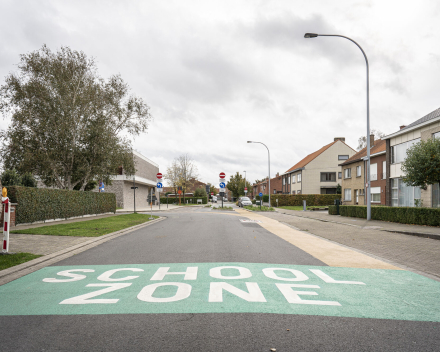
[
  {"left": 157, "top": 173, "right": 163, "bottom": 179},
  {"left": 219, "top": 172, "right": 225, "bottom": 179}
]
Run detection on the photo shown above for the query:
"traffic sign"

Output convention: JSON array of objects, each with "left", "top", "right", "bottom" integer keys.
[
  {"left": 157, "top": 183, "right": 163, "bottom": 188},
  {"left": 156, "top": 173, "right": 163, "bottom": 179},
  {"left": 244, "top": 187, "right": 247, "bottom": 191},
  {"left": 219, "top": 182, "right": 226, "bottom": 188},
  {"left": 211, "top": 192, "right": 214, "bottom": 196},
  {"left": 178, "top": 190, "right": 182, "bottom": 195},
  {"left": 219, "top": 172, "right": 225, "bottom": 179},
  {"left": 259, "top": 192, "right": 263, "bottom": 197}
]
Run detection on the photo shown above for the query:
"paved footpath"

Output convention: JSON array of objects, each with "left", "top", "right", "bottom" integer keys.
[{"left": 0, "top": 206, "right": 439, "bottom": 351}]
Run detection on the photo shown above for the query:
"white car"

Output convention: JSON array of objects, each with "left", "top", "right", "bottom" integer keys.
[
  {"left": 238, "top": 197, "right": 252, "bottom": 207},
  {"left": 211, "top": 196, "right": 218, "bottom": 203}
]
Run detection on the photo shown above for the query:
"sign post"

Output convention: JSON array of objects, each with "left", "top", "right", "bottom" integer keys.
[
  {"left": 131, "top": 176, "right": 138, "bottom": 213},
  {"left": 149, "top": 188, "right": 154, "bottom": 220},
  {"left": 1, "top": 187, "right": 10, "bottom": 253},
  {"left": 219, "top": 172, "right": 226, "bottom": 208},
  {"left": 259, "top": 192, "right": 263, "bottom": 210}
]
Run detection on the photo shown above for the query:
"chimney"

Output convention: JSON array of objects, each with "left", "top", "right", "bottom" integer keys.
[
  {"left": 276, "top": 172, "right": 279, "bottom": 177},
  {"left": 400, "top": 125, "right": 406, "bottom": 130},
  {"left": 334, "top": 137, "right": 345, "bottom": 142},
  {"left": 370, "top": 134, "right": 374, "bottom": 148}
]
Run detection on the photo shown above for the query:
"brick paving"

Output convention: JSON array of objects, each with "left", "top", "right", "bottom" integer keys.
[{"left": 263, "top": 209, "right": 440, "bottom": 280}]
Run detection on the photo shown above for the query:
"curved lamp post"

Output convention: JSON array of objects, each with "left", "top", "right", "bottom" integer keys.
[
  {"left": 304, "top": 33, "right": 371, "bottom": 220},
  {"left": 247, "top": 141, "right": 270, "bottom": 207}
]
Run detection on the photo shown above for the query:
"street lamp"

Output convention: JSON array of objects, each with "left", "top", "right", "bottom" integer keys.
[
  {"left": 247, "top": 141, "right": 271, "bottom": 207},
  {"left": 243, "top": 170, "right": 247, "bottom": 195},
  {"left": 304, "top": 33, "right": 371, "bottom": 221}
]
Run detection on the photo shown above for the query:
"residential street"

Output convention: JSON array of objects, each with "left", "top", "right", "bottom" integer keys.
[{"left": 0, "top": 206, "right": 439, "bottom": 351}]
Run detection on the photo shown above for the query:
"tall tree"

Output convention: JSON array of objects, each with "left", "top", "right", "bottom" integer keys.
[
  {"left": 357, "top": 129, "right": 385, "bottom": 150},
  {"left": 227, "top": 172, "right": 252, "bottom": 198},
  {"left": 0, "top": 45, "right": 152, "bottom": 190},
  {"left": 164, "top": 160, "right": 180, "bottom": 195},
  {"left": 164, "top": 154, "right": 198, "bottom": 200},
  {"left": 401, "top": 138, "right": 440, "bottom": 190}
]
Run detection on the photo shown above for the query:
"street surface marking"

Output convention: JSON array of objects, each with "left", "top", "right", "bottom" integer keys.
[
  {"left": 234, "top": 209, "right": 400, "bottom": 270},
  {"left": 0, "top": 263, "right": 439, "bottom": 321},
  {"left": 239, "top": 219, "right": 262, "bottom": 223}
]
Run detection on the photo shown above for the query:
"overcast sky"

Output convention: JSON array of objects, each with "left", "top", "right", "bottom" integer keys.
[{"left": 1, "top": 0, "right": 439, "bottom": 186}]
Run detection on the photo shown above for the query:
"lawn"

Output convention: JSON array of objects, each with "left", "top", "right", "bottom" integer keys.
[
  {"left": 0, "top": 252, "right": 42, "bottom": 271},
  {"left": 244, "top": 205, "right": 275, "bottom": 212},
  {"left": 10, "top": 213, "right": 159, "bottom": 237}
]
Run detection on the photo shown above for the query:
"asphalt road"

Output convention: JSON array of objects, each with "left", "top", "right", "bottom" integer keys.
[{"left": 1, "top": 206, "right": 439, "bottom": 351}]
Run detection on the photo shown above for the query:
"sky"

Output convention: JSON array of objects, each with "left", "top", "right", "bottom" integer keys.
[{"left": 1, "top": 0, "right": 439, "bottom": 186}]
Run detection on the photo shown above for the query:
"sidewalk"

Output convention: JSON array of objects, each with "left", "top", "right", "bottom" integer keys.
[{"left": 274, "top": 207, "right": 440, "bottom": 239}]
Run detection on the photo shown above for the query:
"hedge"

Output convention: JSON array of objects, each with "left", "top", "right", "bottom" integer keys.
[
  {"left": 5, "top": 186, "right": 116, "bottom": 224},
  {"left": 160, "top": 196, "right": 207, "bottom": 204},
  {"left": 271, "top": 194, "right": 341, "bottom": 207},
  {"left": 328, "top": 205, "right": 338, "bottom": 215},
  {"left": 255, "top": 195, "right": 269, "bottom": 202},
  {"left": 331, "top": 205, "right": 440, "bottom": 226}
]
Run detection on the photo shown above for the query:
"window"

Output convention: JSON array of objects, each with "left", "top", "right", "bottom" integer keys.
[
  {"left": 338, "top": 155, "right": 349, "bottom": 160},
  {"left": 382, "top": 161, "right": 386, "bottom": 179},
  {"left": 297, "top": 174, "right": 301, "bottom": 182},
  {"left": 344, "top": 188, "right": 351, "bottom": 201},
  {"left": 292, "top": 191, "right": 296, "bottom": 195},
  {"left": 370, "top": 163, "right": 377, "bottom": 181},
  {"left": 370, "top": 187, "right": 381, "bottom": 203},
  {"left": 283, "top": 178, "right": 285, "bottom": 185},
  {"left": 292, "top": 175, "right": 296, "bottom": 183},
  {"left": 338, "top": 172, "right": 342, "bottom": 179},
  {"left": 287, "top": 176, "right": 290, "bottom": 184},
  {"left": 356, "top": 166, "right": 361, "bottom": 177},
  {"left": 391, "top": 178, "right": 421, "bottom": 207},
  {"left": 320, "top": 172, "right": 336, "bottom": 182},
  {"left": 344, "top": 168, "right": 351, "bottom": 179},
  {"left": 433, "top": 183, "right": 440, "bottom": 208},
  {"left": 297, "top": 190, "right": 301, "bottom": 194},
  {"left": 391, "top": 138, "right": 421, "bottom": 163},
  {"left": 433, "top": 131, "right": 440, "bottom": 139}
]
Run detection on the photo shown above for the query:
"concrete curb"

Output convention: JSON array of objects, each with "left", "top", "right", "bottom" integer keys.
[{"left": 0, "top": 216, "right": 166, "bottom": 286}]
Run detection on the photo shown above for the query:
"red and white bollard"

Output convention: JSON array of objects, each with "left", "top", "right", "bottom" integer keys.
[{"left": 2, "top": 187, "right": 10, "bottom": 253}]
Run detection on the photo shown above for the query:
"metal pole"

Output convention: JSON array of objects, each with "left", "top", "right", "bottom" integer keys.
[
  {"left": 133, "top": 175, "right": 136, "bottom": 214},
  {"left": 247, "top": 141, "right": 271, "bottom": 207},
  {"left": 149, "top": 188, "right": 154, "bottom": 220},
  {"left": 304, "top": 33, "right": 371, "bottom": 220}
]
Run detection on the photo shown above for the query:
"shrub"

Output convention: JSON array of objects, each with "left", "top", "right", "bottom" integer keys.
[
  {"left": 337, "top": 205, "right": 440, "bottom": 226},
  {"left": 194, "top": 187, "right": 207, "bottom": 198},
  {"left": 5, "top": 186, "right": 116, "bottom": 224},
  {"left": 159, "top": 196, "right": 207, "bottom": 204},
  {"left": 255, "top": 195, "right": 269, "bottom": 202},
  {"left": 328, "top": 205, "right": 337, "bottom": 215},
  {"left": 0, "top": 169, "right": 22, "bottom": 186},
  {"left": 271, "top": 194, "right": 341, "bottom": 207}
]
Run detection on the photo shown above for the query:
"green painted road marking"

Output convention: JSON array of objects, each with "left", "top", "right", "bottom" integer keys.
[{"left": 0, "top": 262, "right": 439, "bottom": 322}]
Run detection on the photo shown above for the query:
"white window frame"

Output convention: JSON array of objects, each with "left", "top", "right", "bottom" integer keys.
[
  {"left": 292, "top": 175, "right": 296, "bottom": 184},
  {"left": 356, "top": 166, "right": 361, "bottom": 177},
  {"left": 382, "top": 161, "right": 386, "bottom": 179},
  {"left": 344, "top": 188, "right": 351, "bottom": 201},
  {"left": 344, "top": 168, "right": 351, "bottom": 179},
  {"left": 297, "top": 174, "right": 301, "bottom": 182},
  {"left": 391, "top": 138, "right": 421, "bottom": 164},
  {"left": 370, "top": 163, "right": 377, "bottom": 181},
  {"left": 370, "top": 186, "right": 381, "bottom": 203}
]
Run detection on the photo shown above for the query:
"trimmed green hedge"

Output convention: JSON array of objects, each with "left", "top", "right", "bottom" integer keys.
[
  {"left": 271, "top": 194, "right": 341, "bottom": 207},
  {"left": 255, "top": 195, "right": 269, "bottom": 202},
  {"left": 5, "top": 186, "right": 116, "bottom": 224},
  {"left": 159, "top": 196, "right": 207, "bottom": 204},
  {"left": 328, "top": 205, "right": 338, "bottom": 215},
  {"left": 332, "top": 205, "right": 440, "bottom": 226}
]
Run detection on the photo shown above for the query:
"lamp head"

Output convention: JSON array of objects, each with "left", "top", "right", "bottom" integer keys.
[
  {"left": 304, "top": 33, "right": 318, "bottom": 38},
  {"left": 247, "top": 141, "right": 252, "bottom": 143}
]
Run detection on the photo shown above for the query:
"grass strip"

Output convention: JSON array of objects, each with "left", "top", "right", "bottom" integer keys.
[
  {"left": 10, "top": 213, "right": 159, "bottom": 237},
  {"left": 0, "top": 252, "right": 42, "bottom": 271},
  {"left": 244, "top": 205, "right": 275, "bottom": 212},
  {"left": 212, "top": 206, "right": 234, "bottom": 211}
]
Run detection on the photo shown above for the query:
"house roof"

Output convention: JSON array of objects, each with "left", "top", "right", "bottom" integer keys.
[
  {"left": 339, "top": 139, "right": 386, "bottom": 166},
  {"left": 383, "top": 107, "right": 440, "bottom": 139},
  {"left": 284, "top": 140, "right": 355, "bottom": 174}
]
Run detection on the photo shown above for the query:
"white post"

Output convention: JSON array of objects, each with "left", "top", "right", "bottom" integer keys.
[{"left": 2, "top": 188, "right": 10, "bottom": 253}]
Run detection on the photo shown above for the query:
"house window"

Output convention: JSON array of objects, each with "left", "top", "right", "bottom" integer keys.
[
  {"left": 370, "top": 163, "right": 377, "bottom": 181},
  {"left": 433, "top": 131, "right": 440, "bottom": 139},
  {"left": 283, "top": 178, "right": 285, "bottom": 185},
  {"left": 338, "top": 155, "right": 349, "bottom": 160},
  {"left": 370, "top": 187, "right": 381, "bottom": 203},
  {"left": 356, "top": 166, "right": 361, "bottom": 177},
  {"left": 344, "top": 168, "right": 351, "bottom": 179},
  {"left": 292, "top": 175, "right": 296, "bottom": 183},
  {"left": 344, "top": 188, "right": 351, "bottom": 201},
  {"left": 338, "top": 172, "right": 342, "bottom": 179},
  {"left": 391, "top": 138, "right": 421, "bottom": 163},
  {"left": 297, "top": 174, "right": 301, "bottom": 182},
  {"left": 391, "top": 178, "right": 421, "bottom": 207},
  {"left": 292, "top": 191, "right": 296, "bottom": 195},
  {"left": 287, "top": 176, "right": 290, "bottom": 184},
  {"left": 297, "top": 190, "right": 301, "bottom": 194},
  {"left": 320, "top": 172, "right": 336, "bottom": 182},
  {"left": 382, "top": 161, "right": 386, "bottom": 179},
  {"left": 433, "top": 183, "right": 440, "bottom": 208}
]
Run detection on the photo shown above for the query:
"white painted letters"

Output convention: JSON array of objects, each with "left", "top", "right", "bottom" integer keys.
[
  {"left": 43, "top": 269, "right": 95, "bottom": 283},
  {"left": 263, "top": 268, "right": 309, "bottom": 281},
  {"left": 276, "top": 284, "right": 341, "bottom": 306},
  {"left": 209, "top": 282, "right": 266, "bottom": 302},
  {"left": 138, "top": 282, "right": 192, "bottom": 302},
  {"left": 150, "top": 267, "right": 198, "bottom": 280},
  {"left": 310, "top": 269, "right": 366, "bottom": 285},
  {"left": 60, "top": 283, "right": 131, "bottom": 304},
  {"left": 97, "top": 268, "right": 144, "bottom": 282},
  {"left": 210, "top": 266, "right": 252, "bottom": 280}
]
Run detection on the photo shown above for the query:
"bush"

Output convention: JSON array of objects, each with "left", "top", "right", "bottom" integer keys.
[
  {"left": 20, "top": 172, "right": 37, "bottom": 187},
  {"left": 271, "top": 194, "right": 341, "bottom": 207},
  {"left": 0, "top": 169, "right": 22, "bottom": 186},
  {"left": 159, "top": 196, "right": 207, "bottom": 204},
  {"left": 4, "top": 186, "right": 116, "bottom": 224},
  {"left": 194, "top": 187, "right": 207, "bottom": 198},
  {"left": 255, "top": 195, "right": 269, "bottom": 202},
  {"left": 328, "top": 205, "right": 337, "bottom": 215},
  {"left": 337, "top": 205, "right": 440, "bottom": 226}
]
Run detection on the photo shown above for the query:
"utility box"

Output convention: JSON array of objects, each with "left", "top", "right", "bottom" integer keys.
[{"left": 334, "top": 199, "right": 341, "bottom": 215}]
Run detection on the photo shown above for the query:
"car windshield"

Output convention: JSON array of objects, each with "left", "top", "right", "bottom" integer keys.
[{"left": 241, "top": 197, "right": 250, "bottom": 201}]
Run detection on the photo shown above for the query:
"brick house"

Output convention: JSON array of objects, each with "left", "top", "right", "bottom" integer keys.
[
  {"left": 339, "top": 137, "right": 387, "bottom": 205},
  {"left": 383, "top": 107, "right": 440, "bottom": 208},
  {"left": 252, "top": 173, "right": 283, "bottom": 198},
  {"left": 282, "top": 138, "right": 356, "bottom": 195}
]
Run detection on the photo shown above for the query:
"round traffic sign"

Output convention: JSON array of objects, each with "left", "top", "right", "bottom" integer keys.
[
  {"left": 211, "top": 192, "right": 214, "bottom": 195},
  {"left": 244, "top": 187, "right": 247, "bottom": 191},
  {"left": 219, "top": 172, "right": 225, "bottom": 179},
  {"left": 156, "top": 173, "right": 163, "bottom": 179},
  {"left": 259, "top": 192, "right": 263, "bottom": 197}
]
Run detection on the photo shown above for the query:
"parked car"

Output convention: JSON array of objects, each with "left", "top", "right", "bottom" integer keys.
[
  {"left": 238, "top": 196, "right": 252, "bottom": 207},
  {"left": 211, "top": 196, "right": 218, "bottom": 203}
]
